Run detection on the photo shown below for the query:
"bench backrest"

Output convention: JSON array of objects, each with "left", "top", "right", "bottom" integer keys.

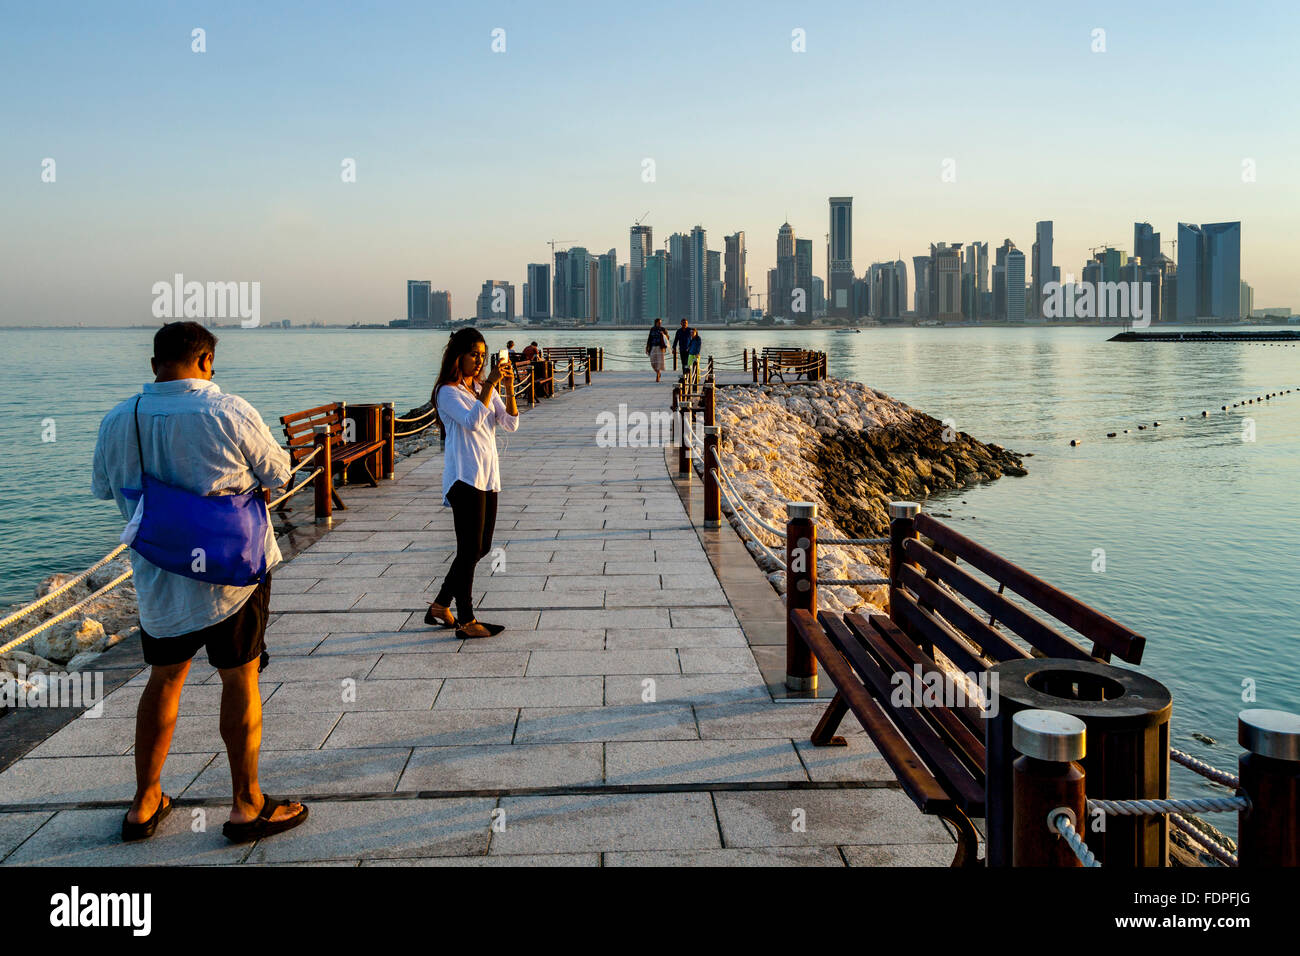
[
  {"left": 890, "top": 513, "right": 1146, "bottom": 669},
  {"left": 280, "top": 402, "right": 348, "bottom": 462},
  {"left": 541, "top": 347, "right": 589, "bottom": 363}
]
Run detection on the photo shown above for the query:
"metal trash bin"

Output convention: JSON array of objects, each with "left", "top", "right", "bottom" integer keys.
[{"left": 986, "top": 657, "right": 1172, "bottom": 867}]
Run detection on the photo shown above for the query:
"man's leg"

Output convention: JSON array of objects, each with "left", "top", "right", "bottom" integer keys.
[
  {"left": 218, "top": 658, "right": 302, "bottom": 825},
  {"left": 128, "top": 659, "right": 190, "bottom": 823}
]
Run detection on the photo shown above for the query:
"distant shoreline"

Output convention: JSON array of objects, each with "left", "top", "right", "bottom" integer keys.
[{"left": 5, "top": 321, "right": 1294, "bottom": 333}]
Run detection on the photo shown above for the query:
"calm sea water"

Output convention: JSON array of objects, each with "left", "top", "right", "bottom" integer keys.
[{"left": 3, "top": 325, "right": 1297, "bottom": 818}]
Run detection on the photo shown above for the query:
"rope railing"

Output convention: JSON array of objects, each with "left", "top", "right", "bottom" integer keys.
[
  {"left": 0, "top": 569, "right": 135, "bottom": 657},
  {"left": 710, "top": 468, "right": 787, "bottom": 569},
  {"left": 267, "top": 468, "right": 322, "bottom": 509},
  {"left": 1049, "top": 810, "right": 1102, "bottom": 867},
  {"left": 393, "top": 406, "right": 437, "bottom": 425},
  {"left": 285, "top": 444, "right": 322, "bottom": 476},
  {"left": 393, "top": 418, "right": 439, "bottom": 439},
  {"left": 1171, "top": 813, "right": 1239, "bottom": 867},
  {"left": 1170, "top": 747, "right": 1240, "bottom": 788},
  {"left": 0, "top": 544, "right": 131, "bottom": 630},
  {"left": 1088, "top": 795, "right": 1250, "bottom": 817}
]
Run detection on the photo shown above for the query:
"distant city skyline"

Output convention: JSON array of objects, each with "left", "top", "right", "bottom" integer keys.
[{"left": 3, "top": 1, "right": 1298, "bottom": 326}]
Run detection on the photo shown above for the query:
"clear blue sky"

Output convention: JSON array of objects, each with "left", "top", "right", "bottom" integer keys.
[{"left": 3, "top": 0, "right": 1297, "bottom": 324}]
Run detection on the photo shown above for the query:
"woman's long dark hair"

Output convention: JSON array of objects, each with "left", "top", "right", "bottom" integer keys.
[{"left": 431, "top": 328, "right": 487, "bottom": 438}]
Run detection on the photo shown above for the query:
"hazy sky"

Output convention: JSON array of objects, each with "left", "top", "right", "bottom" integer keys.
[{"left": 3, "top": 0, "right": 1298, "bottom": 325}]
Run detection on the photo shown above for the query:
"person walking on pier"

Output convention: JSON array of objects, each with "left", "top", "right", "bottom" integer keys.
[
  {"left": 646, "top": 319, "right": 669, "bottom": 382},
  {"left": 686, "top": 327, "right": 702, "bottom": 372},
  {"left": 672, "top": 318, "right": 691, "bottom": 372},
  {"left": 92, "top": 321, "right": 308, "bottom": 844},
  {"left": 426, "top": 328, "right": 520, "bottom": 639}
]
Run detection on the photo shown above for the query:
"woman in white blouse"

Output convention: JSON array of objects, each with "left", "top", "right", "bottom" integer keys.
[{"left": 425, "top": 329, "right": 520, "bottom": 639}]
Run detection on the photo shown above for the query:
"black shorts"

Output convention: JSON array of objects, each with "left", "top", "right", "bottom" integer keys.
[{"left": 139, "top": 575, "right": 272, "bottom": 671}]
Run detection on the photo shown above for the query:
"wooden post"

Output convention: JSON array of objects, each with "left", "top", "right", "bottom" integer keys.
[
  {"left": 671, "top": 383, "right": 679, "bottom": 413},
  {"left": 527, "top": 366, "right": 535, "bottom": 408},
  {"left": 703, "top": 425, "right": 721, "bottom": 528},
  {"left": 678, "top": 400, "right": 691, "bottom": 478},
  {"left": 743, "top": 348, "right": 749, "bottom": 372},
  {"left": 585, "top": 358, "right": 591, "bottom": 385},
  {"left": 545, "top": 359, "right": 554, "bottom": 398},
  {"left": 1012, "top": 710, "right": 1088, "bottom": 867},
  {"left": 752, "top": 351, "right": 759, "bottom": 383},
  {"left": 568, "top": 359, "right": 575, "bottom": 390},
  {"left": 702, "top": 381, "right": 715, "bottom": 427},
  {"left": 312, "top": 425, "right": 333, "bottom": 526},
  {"left": 1238, "top": 709, "right": 1300, "bottom": 866},
  {"left": 887, "top": 501, "right": 921, "bottom": 620},
  {"left": 785, "top": 501, "right": 818, "bottom": 692},
  {"left": 382, "top": 402, "right": 395, "bottom": 480},
  {"left": 762, "top": 354, "right": 769, "bottom": 384},
  {"left": 599, "top": 347, "right": 604, "bottom": 371},
  {"left": 672, "top": 347, "right": 678, "bottom": 371}
]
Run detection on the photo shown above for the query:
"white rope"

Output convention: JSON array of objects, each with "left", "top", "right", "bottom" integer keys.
[
  {"left": 0, "top": 544, "right": 130, "bottom": 630},
  {"left": 710, "top": 470, "right": 786, "bottom": 570},
  {"left": 1088, "top": 795, "right": 1250, "bottom": 816},
  {"left": 267, "top": 468, "right": 322, "bottom": 509},
  {"left": 393, "top": 407, "right": 436, "bottom": 425},
  {"left": 286, "top": 445, "right": 321, "bottom": 475},
  {"left": 1050, "top": 810, "right": 1101, "bottom": 867},
  {"left": 1170, "top": 748, "right": 1240, "bottom": 788},
  {"left": 0, "top": 570, "right": 134, "bottom": 657},
  {"left": 706, "top": 449, "right": 788, "bottom": 540},
  {"left": 394, "top": 418, "right": 439, "bottom": 438},
  {"left": 1171, "top": 813, "right": 1238, "bottom": 867}
]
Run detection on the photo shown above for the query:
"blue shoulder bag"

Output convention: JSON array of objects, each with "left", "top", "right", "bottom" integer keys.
[{"left": 123, "top": 395, "right": 270, "bottom": 586}]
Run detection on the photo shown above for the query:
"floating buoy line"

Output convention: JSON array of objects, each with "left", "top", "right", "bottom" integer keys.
[{"left": 1082, "top": 387, "right": 1297, "bottom": 444}]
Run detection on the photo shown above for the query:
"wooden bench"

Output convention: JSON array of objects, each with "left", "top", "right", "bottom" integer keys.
[
  {"left": 280, "top": 402, "right": 388, "bottom": 510},
  {"left": 541, "top": 347, "right": 591, "bottom": 368},
  {"left": 761, "top": 347, "right": 823, "bottom": 382},
  {"left": 791, "top": 509, "right": 1147, "bottom": 866}
]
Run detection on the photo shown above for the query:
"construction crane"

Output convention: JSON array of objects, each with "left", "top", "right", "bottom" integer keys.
[
  {"left": 635, "top": 211, "right": 650, "bottom": 226},
  {"left": 547, "top": 238, "right": 575, "bottom": 258},
  {"left": 1164, "top": 238, "right": 1178, "bottom": 258}
]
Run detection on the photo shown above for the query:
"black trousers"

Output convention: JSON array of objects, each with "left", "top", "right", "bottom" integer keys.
[{"left": 434, "top": 480, "right": 498, "bottom": 623}]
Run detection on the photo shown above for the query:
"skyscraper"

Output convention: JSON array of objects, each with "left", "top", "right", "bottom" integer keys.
[
  {"left": 828, "top": 197, "right": 853, "bottom": 317},
  {"left": 430, "top": 291, "right": 451, "bottom": 326},
  {"left": 1031, "top": 221, "right": 1053, "bottom": 318},
  {"left": 932, "top": 243, "right": 963, "bottom": 319},
  {"left": 1203, "top": 221, "right": 1242, "bottom": 320},
  {"left": 775, "top": 222, "right": 796, "bottom": 318},
  {"left": 723, "top": 232, "right": 746, "bottom": 320},
  {"left": 407, "top": 280, "right": 431, "bottom": 322},
  {"left": 707, "top": 249, "right": 721, "bottom": 322},
  {"left": 688, "top": 226, "right": 708, "bottom": 325},
  {"left": 597, "top": 250, "right": 618, "bottom": 324},
  {"left": 567, "top": 247, "right": 591, "bottom": 321},
  {"left": 552, "top": 250, "right": 570, "bottom": 321},
  {"left": 643, "top": 250, "right": 668, "bottom": 321},
  {"left": 476, "top": 280, "right": 515, "bottom": 321},
  {"left": 912, "top": 256, "right": 931, "bottom": 316},
  {"left": 668, "top": 232, "right": 690, "bottom": 322},
  {"left": 1134, "top": 222, "right": 1161, "bottom": 265},
  {"left": 1005, "top": 250, "right": 1026, "bottom": 322},
  {"left": 795, "top": 238, "right": 813, "bottom": 321},
  {"left": 630, "top": 223, "right": 653, "bottom": 324},
  {"left": 526, "top": 264, "right": 550, "bottom": 320}
]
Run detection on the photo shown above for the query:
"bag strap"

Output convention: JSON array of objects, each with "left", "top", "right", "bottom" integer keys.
[
  {"left": 133, "top": 391, "right": 264, "bottom": 495},
  {"left": 133, "top": 394, "right": 146, "bottom": 480}
]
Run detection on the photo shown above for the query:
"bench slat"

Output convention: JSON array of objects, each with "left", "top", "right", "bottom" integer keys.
[
  {"left": 901, "top": 538, "right": 1091, "bottom": 662},
  {"left": 816, "top": 612, "right": 984, "bottom": 814},
  {"left": 857, "top": 612, "right": 988, "bottom": 744},
  {"left": 899, "top": 564, "right": 1030, "bottom": 665},
  {"left": 790, "top": 610, "right": 956, "bottom": 815},
  {"left": 838, "top": 612, "right": 987, "bottom": 788},
  {"left": 915, "top": 513, "right": 1146, "bottom": 664}
]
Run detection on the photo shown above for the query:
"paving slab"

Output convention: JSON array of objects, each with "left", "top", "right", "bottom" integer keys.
[
  {"left": 514, "top": 704, "right": 698, "bottom": 743},
  {"left": 397, "top": 743, "right": 603, "bottom": 790},
  {"left": 489, "top": 793, "right": 720, "bottom": 854},
  {"left": 323, "top": 708, "right": 518, "bottom": 749},
  {"left": 713, "top": 790, "right": 952, "bottom": 848}
]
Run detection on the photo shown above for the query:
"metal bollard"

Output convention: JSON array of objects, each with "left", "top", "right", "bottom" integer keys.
[
  {"left": 785, "top": 501, "right": 818, "bottom": 691},
  {"left": 1238, "top": 709, "right": 1300, "bottom": 866},
  {"left": 312, "top": 425, "right": 333, "bottom": 527},
  {"left": 703, "top": 426, "right": 720, "bottom": 528},
  {"left": 382, "top": 402, "right": 395, "bottom": 479},
  {"left": 1012, "top": 710, "right": 1088, "bottom": 867}
]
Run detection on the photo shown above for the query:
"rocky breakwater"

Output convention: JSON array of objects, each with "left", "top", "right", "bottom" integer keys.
[
  {"left": 1, "top": 558, "right": 138, "bottom": 697},
  {"left": 714, "top": 379, "right": 1026, "bottom": 616}
]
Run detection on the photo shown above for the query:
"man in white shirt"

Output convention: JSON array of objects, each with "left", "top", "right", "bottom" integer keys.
[{"left": 92, "top": 321, "right": 307, "bottom": 843}]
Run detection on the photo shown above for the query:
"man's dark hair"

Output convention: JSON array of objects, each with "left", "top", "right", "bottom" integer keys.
[
  {"left": 507, "top": 340, "right": 515, "bottom": 348},
  {"left": 154, "top": 321, "right": 217, "bottom": 366},
  {"left": 530, "top": 341, "right": 538, "bottom": 346}
]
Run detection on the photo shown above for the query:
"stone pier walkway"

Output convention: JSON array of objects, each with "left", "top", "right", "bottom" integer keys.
[{"left": 0, "top": 371, "right": 958, "bottom": 866}]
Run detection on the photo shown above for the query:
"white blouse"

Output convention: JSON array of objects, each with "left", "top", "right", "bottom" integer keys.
[{"left": 436, "top": 379, "right": 519, "bottom": 505}]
